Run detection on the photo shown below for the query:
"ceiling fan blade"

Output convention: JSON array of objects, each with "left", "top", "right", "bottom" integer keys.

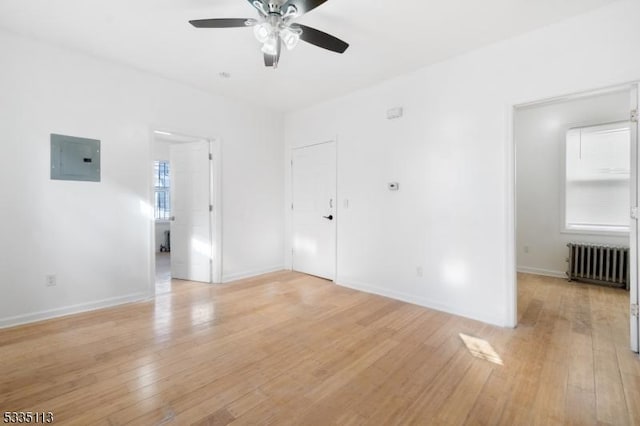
[
  {"left": 296, "top": 24, "right": 349, "bottom": 53},
  {"left": 189, "top": 18, "right": 254, "bottom": 28},
  {"left": 282, "top": 0, "right": 328, "bottom": 16}
]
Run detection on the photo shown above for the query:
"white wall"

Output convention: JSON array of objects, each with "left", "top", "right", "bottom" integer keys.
[
  {"left": 284, "top": 0, "right": 640, "bottom": 326},
  {"left": 154, "top": 140, "right": 171, "bottom": 162},
  {"left": 0, "top": 30, "right": 284, "bottom": 327},
  {"left": 516, "top": 91, "right": 630, "bottom": 277}
]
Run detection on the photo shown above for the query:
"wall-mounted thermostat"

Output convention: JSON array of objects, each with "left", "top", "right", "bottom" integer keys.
[{"left": 388, "top": 182, "right": 399, "bottom": 191}]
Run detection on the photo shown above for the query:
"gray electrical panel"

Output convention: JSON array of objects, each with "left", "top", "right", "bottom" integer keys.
[{"left": 50, "top": 134, "right": 101, "bottom": 182}]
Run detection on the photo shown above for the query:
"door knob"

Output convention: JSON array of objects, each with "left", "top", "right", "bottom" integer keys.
[{"left": 323, "top": 215, "right": 334, "bottom": 220}]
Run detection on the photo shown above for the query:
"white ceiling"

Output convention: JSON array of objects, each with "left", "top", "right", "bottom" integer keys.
[{"left": 0, "top": 0, "right": 622, "bottom": 111}]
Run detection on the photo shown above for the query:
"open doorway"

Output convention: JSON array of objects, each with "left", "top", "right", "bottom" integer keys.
[
  {"left": 513, "top": 84, "right": 639, "bottom": 353},
  {"left": 151, "top": 130, "right": 222, "bottom": 295},
  {"left": 153, "top": 137, "right": 172, "bottom": 294}
]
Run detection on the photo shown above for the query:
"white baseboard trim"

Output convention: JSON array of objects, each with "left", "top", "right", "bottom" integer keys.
[
  {"left": 336, "top": 278, "right": 507, "bottom": 327},
  {"left": 517, "top": 266, "right": 566, "bottom": 279},
  {"left": 0, "top": 292, "right": 150, "bottom": 329},
  {"left": 222, "top": 264, "right": 285, "bottom": 283}
]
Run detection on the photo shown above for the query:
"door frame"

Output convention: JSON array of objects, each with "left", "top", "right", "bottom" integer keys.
[
  {"left": 290, "top": 139, "right": 338, "bottom": 282},
  {"left": 147, "top": 129, "right": 222, "bottom": 297},
  {"left": 507, "top": 81, "right": 640, "bottom": 353},
  {"left": 631, "top": 84, "right": 639, "bottom": 352}
]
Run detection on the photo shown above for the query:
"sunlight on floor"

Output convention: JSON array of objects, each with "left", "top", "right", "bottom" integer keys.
[{"left": 459, "top": 333, "right": 503, "bottom": 365}]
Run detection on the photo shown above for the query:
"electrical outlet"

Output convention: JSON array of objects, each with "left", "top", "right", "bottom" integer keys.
[
  {"left": 416, "top": 266, "right": 423, "bottom": 277},
  {"left": 45, "top": 274, "right": 57, "bottom": 287}
]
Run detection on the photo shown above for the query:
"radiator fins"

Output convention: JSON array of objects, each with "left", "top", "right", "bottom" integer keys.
[{"left": 567, "top": 243, "right": 629, "bottom": 290}]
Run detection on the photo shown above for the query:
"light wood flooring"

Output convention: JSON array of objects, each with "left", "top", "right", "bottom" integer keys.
[
  {"left": 1, "top": 272, "right": 639, "bottom": 425},
  {"left": 155, "top": 252, "right": 172, "bottom": 295}
]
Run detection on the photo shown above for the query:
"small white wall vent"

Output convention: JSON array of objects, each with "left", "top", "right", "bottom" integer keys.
[{"left": 387, "top": 107, "right": 403, "bottom": 120}]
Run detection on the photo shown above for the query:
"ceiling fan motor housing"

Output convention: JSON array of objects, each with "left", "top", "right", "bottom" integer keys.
[{"left": 267, "top": 2, "right": 281, "bottom": 13}]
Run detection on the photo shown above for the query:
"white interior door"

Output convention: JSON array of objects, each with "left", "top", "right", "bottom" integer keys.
[
  {"left": 170, "top": 140, "right": 212, "bottom": 283},
  {"left": 631, "top": 84, "right": 639, "bottom": 353},
  {"left": 292, "top": 142, "right": 336, "bottom": 280}
]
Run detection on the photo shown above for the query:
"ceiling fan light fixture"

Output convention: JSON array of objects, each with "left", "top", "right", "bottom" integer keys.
[
  {"left": 280, "top": 27, "right": 301, "bottom": 50},
  {"left": 253, "top": 22, "right": 272, "bottom": 43},
  {"left": 189, "top": 0, "right": 349, "bottom": 68},
  {"left": 261, "top": 35, "right": 278, "bottom": 55},
  {"left": 282, "top": 5, "right": 299, "bottom": 20},
  {"left": 252, "top": 0, "right": 268, "bottom": 16}
]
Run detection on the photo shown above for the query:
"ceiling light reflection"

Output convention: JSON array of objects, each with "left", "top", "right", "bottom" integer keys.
[{"left": 191, "top": 303, "right": 214, "bottom": 326}]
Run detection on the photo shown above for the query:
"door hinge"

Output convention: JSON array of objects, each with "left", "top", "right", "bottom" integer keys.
[
  {"left": 209, "top": 205, "right": 213, "bottom": 212},
  {"left": 291, "top": 160, "right": 293, "bottom": 166},
  {"left": 209, "top": 153, "right": 213, "bottom": 160},
  {"left": 632, "top": 109, "right": 638, "bottom": 123},
  {"left": 632, "top": 303, "right": 639, "bottom": 318},
  {"left": 291, "top": 203, "right": 294, "bottom": 210},
  {"left": 632, "top": 207, "right": 639, "bottom": 220}
]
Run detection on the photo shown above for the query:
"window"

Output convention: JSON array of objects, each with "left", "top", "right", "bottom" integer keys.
[
  {"left": 154, "top": 160, "right": 171, "bottom": 221},
  {"left": 565, "top": 122, "right": 631, "bottom": 233}
]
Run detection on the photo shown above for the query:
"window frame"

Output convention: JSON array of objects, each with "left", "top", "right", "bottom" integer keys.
[
  {"left": 154, "top": 160, "right": 171, "bottom": 222},
  {"left": 561, "top": 120, "right": 631, "bottom": 236}
]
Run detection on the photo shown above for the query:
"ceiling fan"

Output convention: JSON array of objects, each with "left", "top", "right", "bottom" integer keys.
[{"left": 189, "top": 0, "right": 349, "bottom": 68}]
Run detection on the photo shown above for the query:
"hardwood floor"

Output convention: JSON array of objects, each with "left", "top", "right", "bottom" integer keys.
[
  {"left": 155, "top": 252, "right": 171, "bottom": 295},
  {"left": 1, "top": 272, "right": 638, "bottom": 425}
]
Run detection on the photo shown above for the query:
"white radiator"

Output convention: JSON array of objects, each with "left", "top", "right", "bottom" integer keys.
[{"left": 567, "top": 243, "right": 629, "bottom": 290}]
